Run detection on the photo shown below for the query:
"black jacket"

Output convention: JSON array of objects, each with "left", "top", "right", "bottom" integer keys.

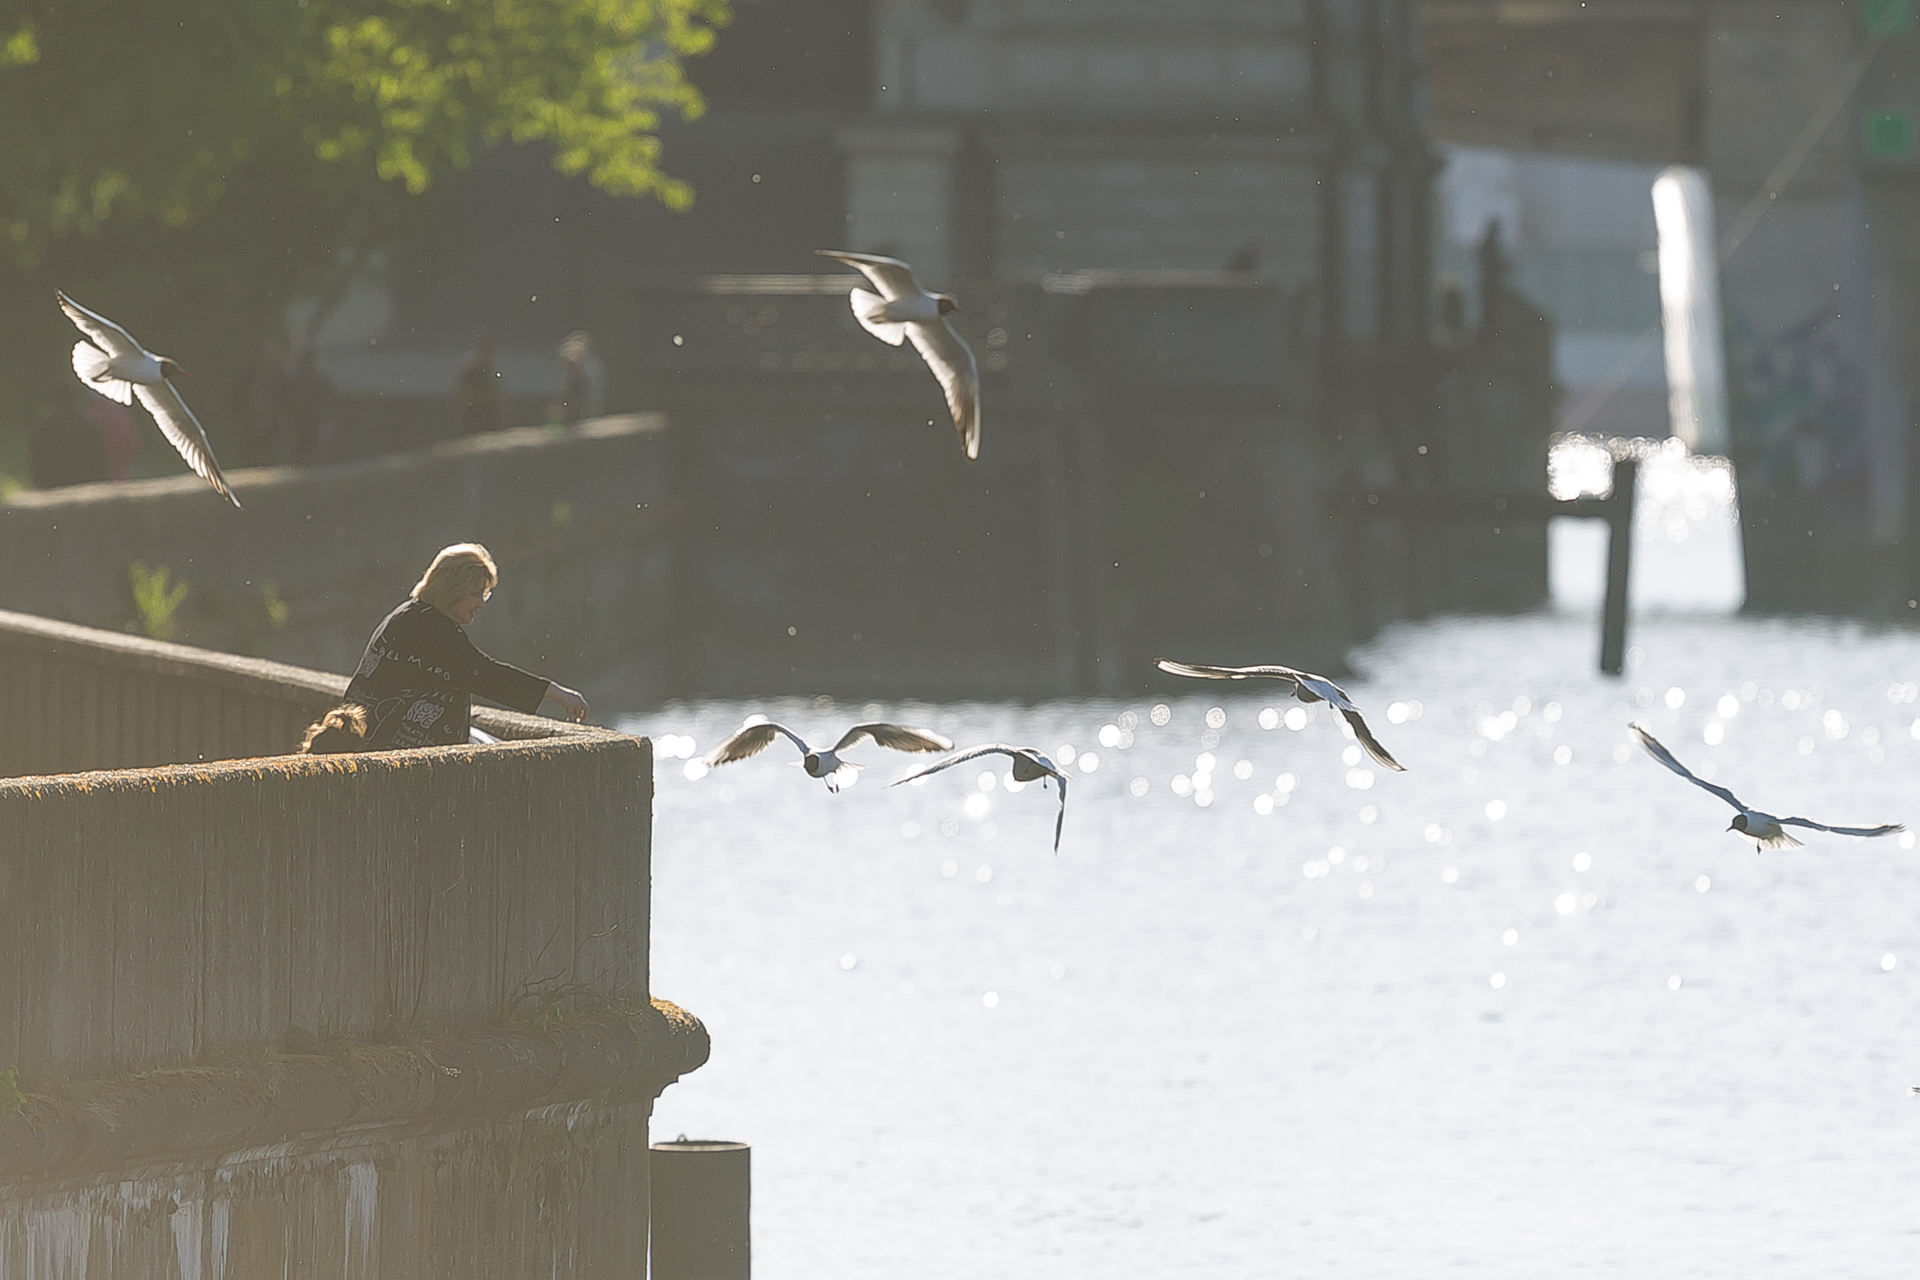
[{"left": 344, "top": 598, "right": 547, "bottom": 748}]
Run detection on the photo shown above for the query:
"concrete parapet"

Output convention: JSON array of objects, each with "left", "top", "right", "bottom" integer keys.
[
  {"left": 0, "top": 728, "right": 653, "bottom": 1080},
  {"left": 0, "top": 613, "right": 695, "bottom": 1275}
]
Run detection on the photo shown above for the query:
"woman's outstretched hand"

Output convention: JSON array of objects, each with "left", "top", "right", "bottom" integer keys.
[{"left": 545, "top": 682, "right": 590, "bottom": 722}]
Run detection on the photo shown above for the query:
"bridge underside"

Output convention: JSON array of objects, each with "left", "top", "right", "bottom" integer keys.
[
  {"left": 1423, "top": 0, "right": 1920, "bottom": 612},
  {"left": 1425, "top": 0, "right": 1701, "bottom": 166}
]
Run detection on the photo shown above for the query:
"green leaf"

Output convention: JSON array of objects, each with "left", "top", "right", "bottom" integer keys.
[{"left": 0, "top": 23, "right": 37, "bottom": 66}]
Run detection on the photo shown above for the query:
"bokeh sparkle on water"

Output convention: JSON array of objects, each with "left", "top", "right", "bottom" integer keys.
[{"left": 627, "top": 610, "right": 1920, "bottom": 1279}]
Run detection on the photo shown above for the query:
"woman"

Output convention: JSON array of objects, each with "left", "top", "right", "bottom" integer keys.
[{"left": 345, "top": 543, "right": 590, "bottom": 750}]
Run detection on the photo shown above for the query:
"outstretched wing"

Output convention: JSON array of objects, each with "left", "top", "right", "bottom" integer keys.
[
  {"left": 133, "top": 381, "right": 242, "bottom": 508},
  {"left": 57, "top": 291, "right": 145, "bottom": 360},
  {"left": 907, "top": 317, "right": 980, "bottom": 461},
  {"left": 1336, "top": 707, "right": 1405, "bottom": 772},
  {"left": 1777, "top": 816, "right": 1905, "bottom": 839},
  {"left": 815, "top": 249, "right": 923, "bottom": 301},
  {"left": 1050, "top": 773, "right": 1068, "bottom": 852},
  {"left": 833, "top": 723, "right": 955, "bottom": 754},
  {"left": 707, "top": 721, "right": 809, "bottom": 766},
  {"left": 1629, "top": 723, "right": 1746, "bottom": 811},
  {"left": 71, "top": 341, "right": 134, "bottom": 405},
  {"left": 848, "top": 288, "right": 909, "bottom": 346},
  {"left": 1155, "top": 658, "right": 1306, "bottom": 691},
  {"left": 888, "top": 743, "right": 1017, "bottom": 786}
]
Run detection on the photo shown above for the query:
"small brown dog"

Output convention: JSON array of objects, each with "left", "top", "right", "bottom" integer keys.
[{"left": 299, "top": 703, "right": 369, "bottom": 754}]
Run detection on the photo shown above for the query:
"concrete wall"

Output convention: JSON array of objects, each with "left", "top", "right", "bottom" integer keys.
[
  {"left": 0, "top": 730, "right": 652, "bottom": 1080},
  {"left": 0, "top": 415, "right": 676, "bottom": 707},
  {"left": 0, "top": 1102, "right": 660, "bottom": 1280},
  {"left": 637, "top": 265, "right": 1557, "bottom": 694},
  {"left": 0, "top": 615, "right": 700, "bottom": 1277},
  {"left": 641, "top": 274, "right": 1372, "bottom": 692}
]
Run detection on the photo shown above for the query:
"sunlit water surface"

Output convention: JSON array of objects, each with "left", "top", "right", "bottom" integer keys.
[{"left": 626, "top": 607, "right": 1920, "bottom": 1278}]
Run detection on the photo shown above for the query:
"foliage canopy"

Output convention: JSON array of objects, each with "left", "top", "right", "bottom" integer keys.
[{"left": 0, "top": 0, "right": 728, "bottom": 263}]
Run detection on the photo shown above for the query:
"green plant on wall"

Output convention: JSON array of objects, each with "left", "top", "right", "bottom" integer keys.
[
  {"left": 0, "top": 1067, "right": 22, "bottom": 1118},
  {"left": 261, "top": 580, "right": 290, "bottom": 631},
  {"left": 128, "top": 561, "right": 189, "bottom": 641}
]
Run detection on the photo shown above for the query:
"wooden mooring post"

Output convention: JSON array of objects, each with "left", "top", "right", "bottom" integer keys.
[
  {"left": 652, "top": 1139, "right": 751, "bottom": 1279},
  {"left": 1597, "top": 458, "right": 1637, "bottom": 676},
  {"left": 1334, "top": 458, "right": 1638, "bottom": 676}
]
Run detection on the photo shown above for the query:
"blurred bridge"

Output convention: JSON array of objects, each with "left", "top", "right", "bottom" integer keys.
[{"left": 1424, "top": 0, "right": 1920, "bottom": 613}]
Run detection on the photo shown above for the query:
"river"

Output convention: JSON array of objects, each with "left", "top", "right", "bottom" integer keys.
[{"left": 627, "top": 448, "right": 1920, "bottom": 1277}]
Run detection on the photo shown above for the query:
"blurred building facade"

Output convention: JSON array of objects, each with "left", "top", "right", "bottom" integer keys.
[{"left": 285, "top": 0, "right": 1571, "bottom": 697}]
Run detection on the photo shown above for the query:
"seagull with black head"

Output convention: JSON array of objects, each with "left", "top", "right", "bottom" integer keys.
[
  {"left": 1630, "top": 723, "right": 1903, "bottom": 850},
  {"left": 707, "top": 717, "right": 953, "bottom": 792},
  {"left": 891, "top": 745, "right": 1069, "bottom": 852},
  {"left": 816, "top": 249, "right": 979, "bottom": 461},
  {"left": 1155, "top": 658, "right": 1405, "bottom": 772},
  {"left": 56, "top": 291, "right": 240, "bottom": 507}
]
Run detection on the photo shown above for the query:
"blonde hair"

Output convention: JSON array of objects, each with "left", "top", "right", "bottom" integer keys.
[
  {"left": 300, "top": 703, "right": 369, "bottom": 754},
  {"left": 412, "top": 543, "right": 498, "bottom": 612}
]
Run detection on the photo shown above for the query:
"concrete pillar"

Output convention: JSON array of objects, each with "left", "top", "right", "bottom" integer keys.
[{"left": 1702, "top": 0, "right": 1908, "bottom": 602}]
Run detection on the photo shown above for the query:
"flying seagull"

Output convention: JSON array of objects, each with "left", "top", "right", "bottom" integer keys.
[
  {"left": 57, "top": 291, "right": 240, "bottom": 507},
  {"left": 1154, "top": 658, "right": 1405, "bottom": 772},
  {"left": 706, "top": 719, "right": 953, "bottom": 792},
  {"left": 815, "top": 249, "right": 979, "bottom": 460},
  {"left": 891, "top": 745, "right": 1069, "bottom": 852},
  {"left": 1630, "top": 723, "right": 1903, "bottom": 850}
]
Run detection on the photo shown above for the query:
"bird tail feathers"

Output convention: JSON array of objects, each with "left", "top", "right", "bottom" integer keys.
[
  {"left": 72, "top": 342, "right": 133, "bottom": 405},
  {"left": 849, "top": 289, "right": 908, "bottom": 346}
]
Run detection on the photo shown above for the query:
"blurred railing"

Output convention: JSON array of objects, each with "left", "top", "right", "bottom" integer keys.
[{"left": 0, "top": 607, "right": 577, "bottom": 778}]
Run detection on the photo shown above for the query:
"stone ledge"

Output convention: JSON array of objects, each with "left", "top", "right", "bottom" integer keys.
[
  {"left": 0, "top": 1000, "right": 707, "bottom": 1186},
  {"left": 1, "top": 414, "right": 666, "bottom": 514}
]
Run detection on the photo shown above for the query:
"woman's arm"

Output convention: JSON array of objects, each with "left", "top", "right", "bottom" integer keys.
[
  {"left": 543, "top": 682, "right": 590, "bottom": 721},
  {"left": 434, "top": 616, "right": 555, "bottom": 716}
]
